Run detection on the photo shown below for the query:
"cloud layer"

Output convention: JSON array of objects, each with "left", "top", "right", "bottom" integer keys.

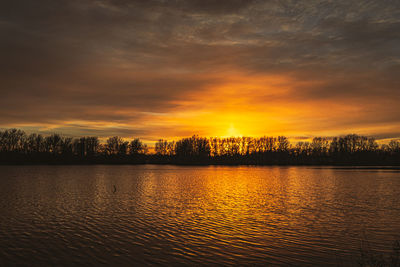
[{"left": 1, "top": 0, "right": 399, "bottom": 141}]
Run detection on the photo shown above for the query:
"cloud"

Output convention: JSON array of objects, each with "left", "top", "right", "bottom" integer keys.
[{"left": 0, "top": 0, "right": 399, "bottom": 140}]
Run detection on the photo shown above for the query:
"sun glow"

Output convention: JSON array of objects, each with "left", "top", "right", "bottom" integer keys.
[{"left": 226, "top": 124, "right": 242, "bottom": 137}]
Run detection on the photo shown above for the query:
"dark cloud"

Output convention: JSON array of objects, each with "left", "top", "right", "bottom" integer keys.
[{"left": 0, "top": 0, "right": 399, "bottom": 139}]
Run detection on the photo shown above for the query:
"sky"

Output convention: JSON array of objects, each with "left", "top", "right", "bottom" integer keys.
[{"left": 1, "top": 0, "right": 400, "bottom": 143}]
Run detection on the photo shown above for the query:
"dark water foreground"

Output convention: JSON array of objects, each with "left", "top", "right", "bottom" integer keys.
[{"left": 0, "top": 165, "right": 399, "bottom": 266}]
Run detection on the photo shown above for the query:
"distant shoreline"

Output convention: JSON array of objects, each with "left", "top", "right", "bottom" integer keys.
[
  {"left": 1, "top": 129, "right": 399, "bottom": 167},
  {"left": 1, "top": 162, "right": 400, "bottom": 169}
]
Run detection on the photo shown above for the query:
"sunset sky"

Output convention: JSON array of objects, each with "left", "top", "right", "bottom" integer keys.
[{"left": 1, "top": 0, "right": 400, "bottom": 143}]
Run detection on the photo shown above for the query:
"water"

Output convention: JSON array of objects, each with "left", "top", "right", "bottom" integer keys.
[{"left": 0, "top": 165, "right": 399, "bottom": 266}]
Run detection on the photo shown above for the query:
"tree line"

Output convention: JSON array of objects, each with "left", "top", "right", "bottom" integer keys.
[{"left": 1, "top": 128, "right": 399, "bottom": 165}]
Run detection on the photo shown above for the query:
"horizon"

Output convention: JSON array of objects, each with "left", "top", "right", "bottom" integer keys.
[{"left": 1, "top": 127, "right": 398, "bottom": 150}]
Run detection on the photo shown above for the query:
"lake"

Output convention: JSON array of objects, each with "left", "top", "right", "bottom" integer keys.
[{"left": 0, "top": 165, "right": 399, "bottom": 266}]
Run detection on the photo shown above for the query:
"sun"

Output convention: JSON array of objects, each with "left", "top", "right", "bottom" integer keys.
[{"left": 226, "top": 124, "right": 242, "bottom": 137}]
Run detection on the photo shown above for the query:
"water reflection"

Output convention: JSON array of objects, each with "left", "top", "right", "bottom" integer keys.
[{"left": 0, "top": 165, "right": 399, "bottom": 265}]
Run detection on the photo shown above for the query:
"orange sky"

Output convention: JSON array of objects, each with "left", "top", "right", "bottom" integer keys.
[{"left": 1, "top": 1, "right": 399, "bottom": 143}]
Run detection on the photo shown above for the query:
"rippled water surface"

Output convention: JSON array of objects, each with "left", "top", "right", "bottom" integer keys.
[{"left": 0, "top": 165, "right": 399, "bottom": 266}]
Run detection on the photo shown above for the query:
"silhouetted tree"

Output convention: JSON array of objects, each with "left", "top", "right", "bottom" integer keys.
[
  {"left": 155, "top": 139, "right": 168, "bottom": 155},
  {"left": 0, "top": 129, "right": 26, "bottom": 152},
  {"left": 166, "top": 141, "right": 175, "bottom": 156},
  {"left": 174, "top": 136, "right": 210, "bottom": 160},
  {"left": 0, "top": 128, "right": 399, "bottom": 166},
  {"left": 25, "top": 133, "right": 45, "bottom": 153},
  {"left": 129, "top": 138, "right": 147, "bottom": 155},
  {"left": 105, "top": 136, "right": 128, "bottom": 155},
  {"left": 44, "top": 134, "right": 62, "bottom": 154},
  {"left": 388, "top": 140, "right": 400, "bottom": 153},
  {"left": 311, "top": 137, "right": 329, "bottom": 156},
  {"left": 277, "top": 136, "right": 290, "bottom": 152}
]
